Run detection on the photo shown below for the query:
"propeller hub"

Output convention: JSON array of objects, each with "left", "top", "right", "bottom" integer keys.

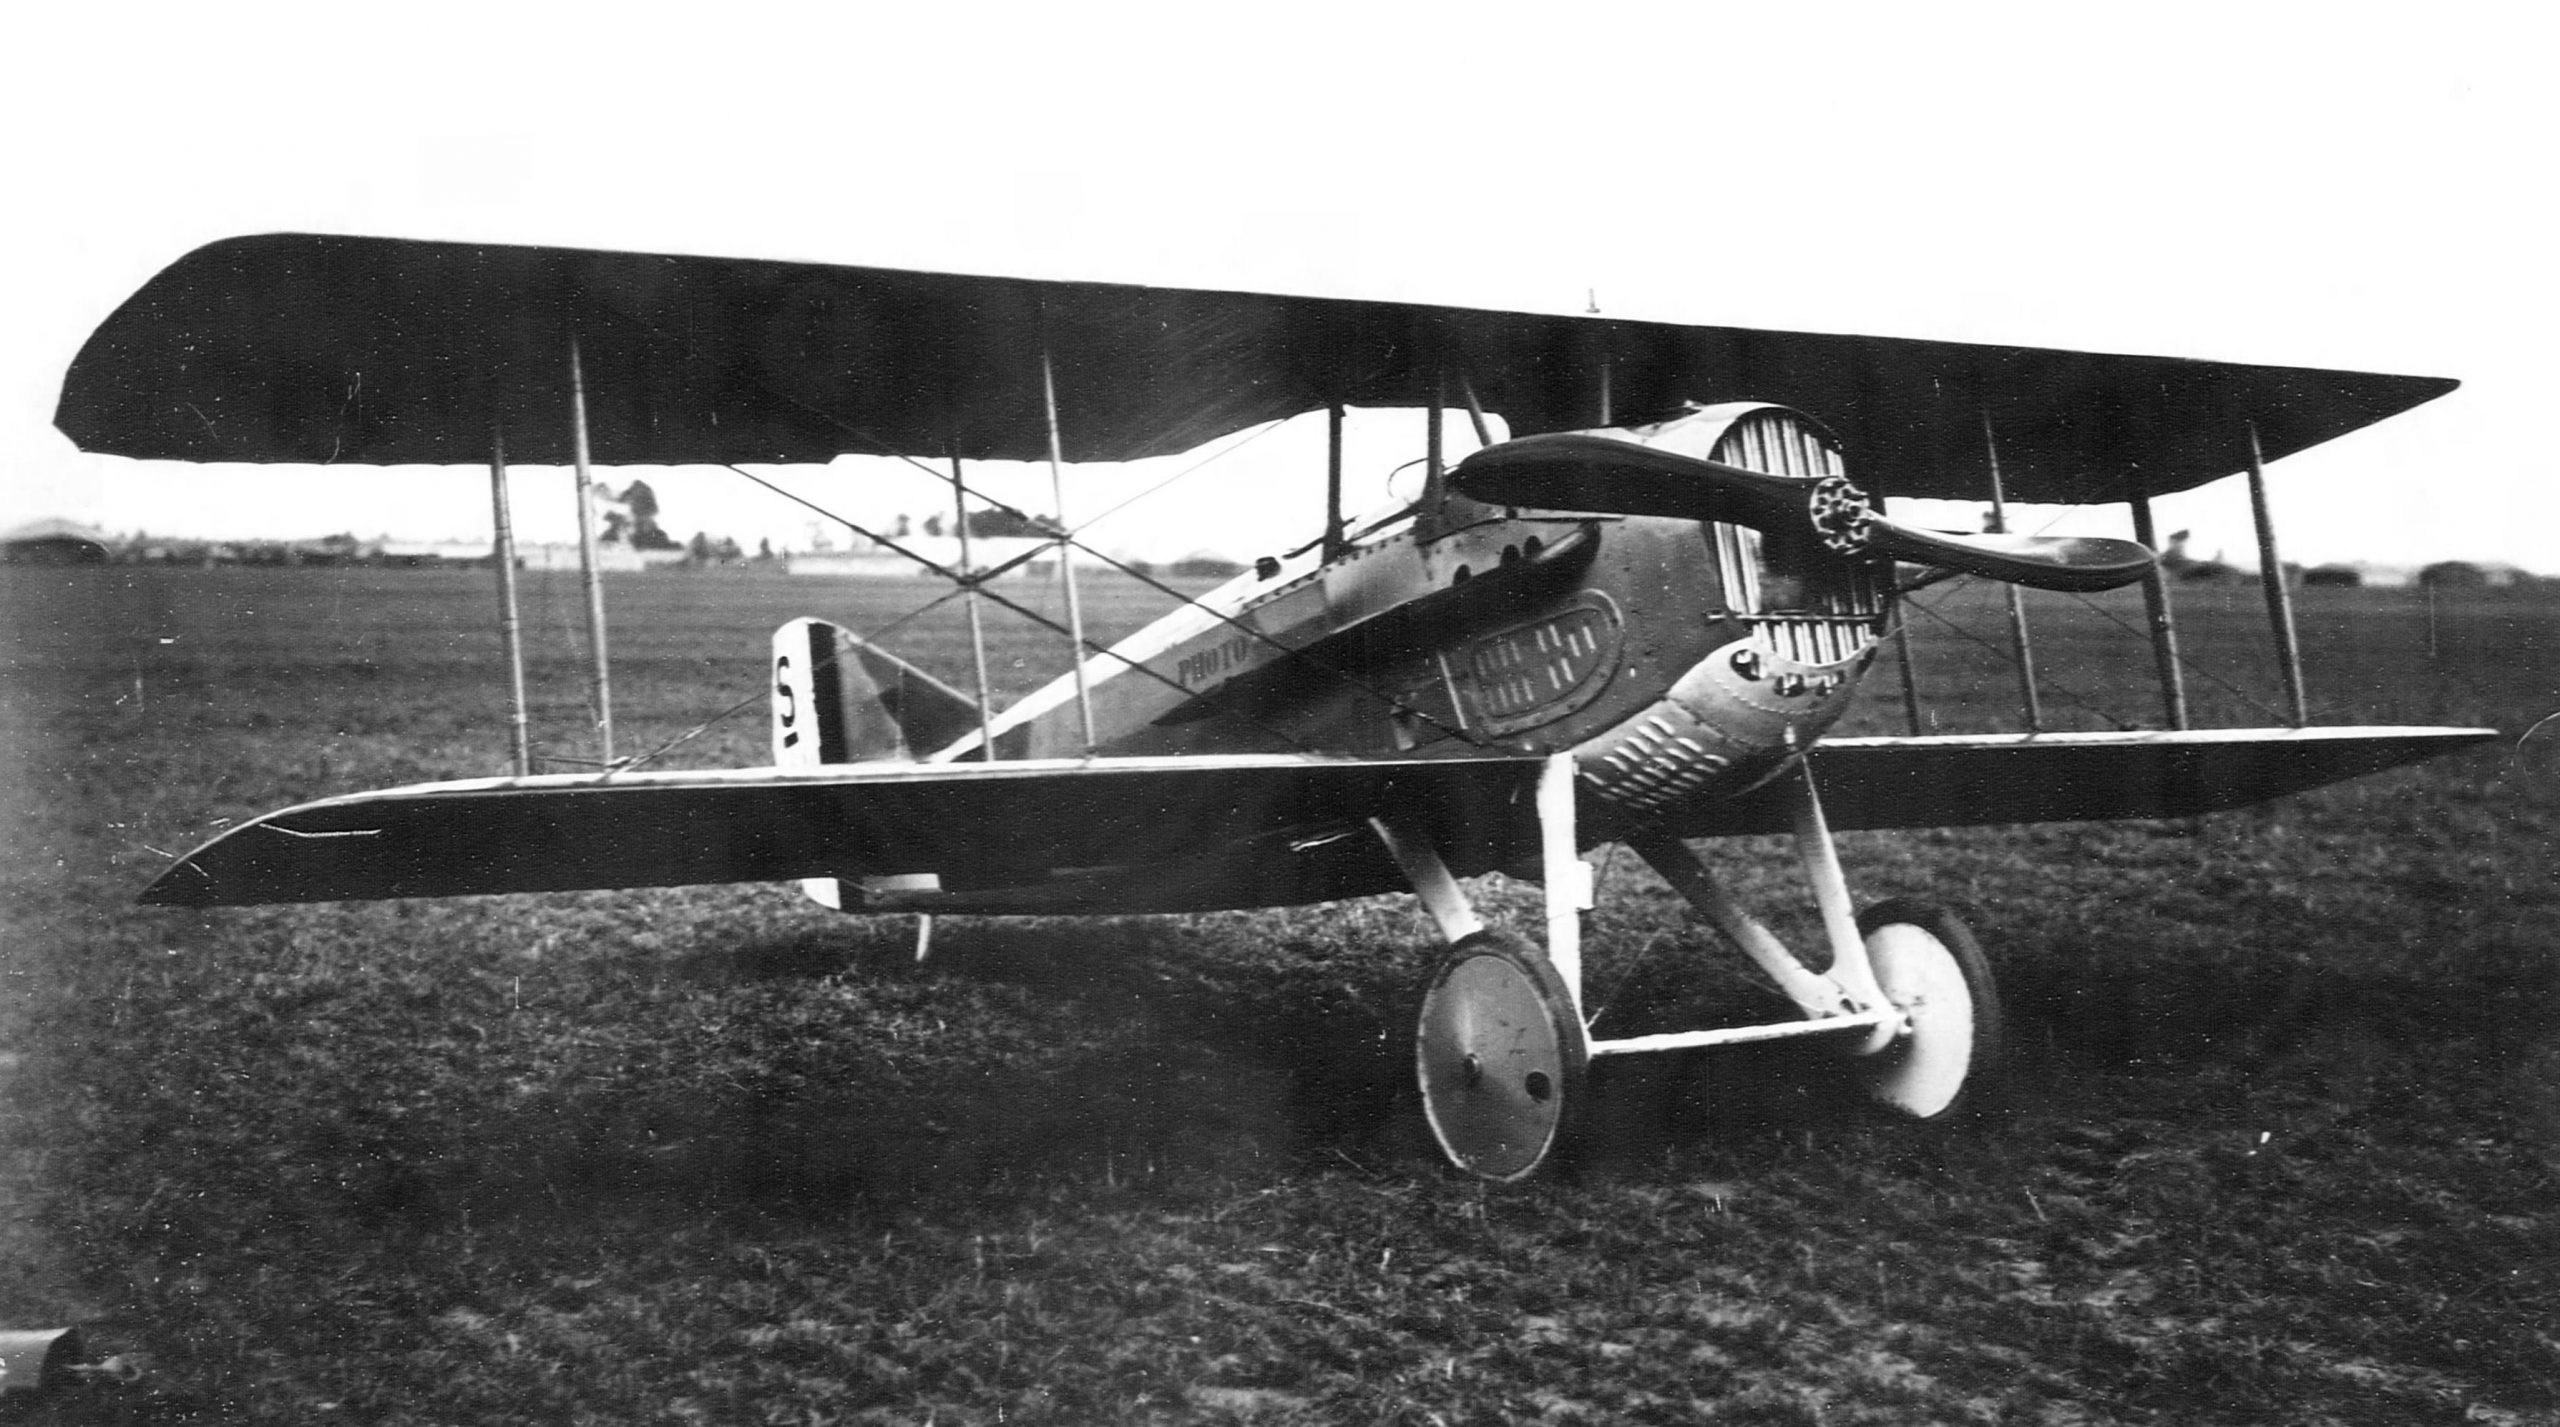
[{"left": 1807, "top": 475, "right": 1877, "bottom": 556}]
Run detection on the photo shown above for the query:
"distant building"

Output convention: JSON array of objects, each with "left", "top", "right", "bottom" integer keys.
[
  {"left": 2417, "top": 560, "right": 2535, "bottom": 590},
  {"left": 2340, "top": 561, "right": 2540, "bottom": 589},
  {"left": 376, "top": 540, "right": 497, "bottom": 569},
  {"left": 1170, "top": 552, "right": 1247, "bottom": 579},
  {"left": 376, "top": 541, "right": 687, "bottom": 571},
  {"left": 787, "top": 534, "right": 1053, "bottom": 578},
  {"left": 1, "top": 518, "right": 111, "bottom": 565}
]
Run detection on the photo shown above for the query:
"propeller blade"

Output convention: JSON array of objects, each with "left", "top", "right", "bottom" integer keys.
[
  {"left": 1452, "top": 432, "right": 2154, "bottom": 593},
  {"left": 1861, "top": 519, "right": 2157, "bottom": 594},
  {"left": 1453, "top": 433, "right": 1817, "bottom": 529}
]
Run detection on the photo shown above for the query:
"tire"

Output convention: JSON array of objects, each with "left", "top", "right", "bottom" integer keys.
[
  {"left": 1852, "top": 899, "right": 2004, "bottom": 1120},
  {"left": 1414, "top": 929, "right": 1588, "bottom": 1181}
]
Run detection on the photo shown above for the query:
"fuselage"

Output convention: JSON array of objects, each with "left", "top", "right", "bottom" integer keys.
[{"left": 929, "top": 404, "right": 1890, "bottom": 846}]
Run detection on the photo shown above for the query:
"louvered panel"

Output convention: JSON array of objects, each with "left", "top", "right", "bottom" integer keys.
[{"left": 1710, "top": 408, "right": 1885, "bottom": 665}]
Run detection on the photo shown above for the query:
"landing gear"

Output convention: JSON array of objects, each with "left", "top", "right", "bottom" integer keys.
[
  {"left": 1854, "top": 900, "right": 2003, "bottom": 1120},
  {"left": 1415, "top": 931, "right": 1588, "bottom": 1182},
  {"left": 1380, "top": 753, "right": 2004, "bottom": 1181}
]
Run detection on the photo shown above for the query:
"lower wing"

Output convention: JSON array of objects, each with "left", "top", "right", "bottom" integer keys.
[
  {"left": 139, "top": 754, "right": 1545, "bottom": 911},
  {"left": 1672, "top": 726, "right": 2499, "bottom": 837},
  {"left": 140, "top": 727, "right": 2495, "bottom": 911}
]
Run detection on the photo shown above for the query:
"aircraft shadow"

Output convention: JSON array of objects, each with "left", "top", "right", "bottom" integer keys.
[{"left": 414, "top": 918, "right": 2407, "bottom": 1226}]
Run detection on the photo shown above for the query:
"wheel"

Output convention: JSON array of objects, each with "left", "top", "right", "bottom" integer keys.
[
  {"left": 1853, "top": 899, "right": 2003, "bottom": 1120},
  {"left": 1415, "top": 930, "right": 1588, "bottom": 1182}
]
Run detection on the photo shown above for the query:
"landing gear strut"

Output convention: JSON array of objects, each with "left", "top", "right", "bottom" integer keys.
[{"left": 1380, "top": 753, "right": 2004, "bottom": 1180}]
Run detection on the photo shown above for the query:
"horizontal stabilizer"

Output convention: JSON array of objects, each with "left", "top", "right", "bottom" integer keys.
[{"left": 1666, "top": 726, "right": 2498, "bottom": 837}]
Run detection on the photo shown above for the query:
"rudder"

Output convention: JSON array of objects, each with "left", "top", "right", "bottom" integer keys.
[
  {"left": 770, "top": 617, "right": 984, "bottom": 913},
  {"left": 771, "top": 617, "right": 981, "bottom": 766}
]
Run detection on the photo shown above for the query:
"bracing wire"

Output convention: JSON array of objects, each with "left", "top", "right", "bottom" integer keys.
[
  {"left": 615, "top": 687, "right": 773, "bottom": 774},
  {"left": 1072, "top": 417, "right": 1294, "bottom": 532},
  {"left": 592, "top": 585, "right": 979, "bottom": 777},
  {"left": 714, "top": 467, "right": 1338, "bottom": 753},
  {"left": 1975, "top": 479, "right": 2307, "bottom": 725},
  {"left": 1885, "top": 583, "right": 2143, "bottom": 731},
  {"left": 852, "top": 583, "right": 973, "bottom": 650},
  {"left": 576, "top": 301, "right": 1488, "bottom": 750},
  {"left": 1879, "top": 483, "right": 2301, "bottom": 730},
  {"left": 717, "top": 460, "right": 1490, "bottom": 753},
  {"left": 2051, "top": 587, "right": 2298, "bottom": 727}
]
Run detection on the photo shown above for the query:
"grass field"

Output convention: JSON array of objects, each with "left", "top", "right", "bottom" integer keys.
[{"left": 3, "top": 563, "right": 2555, "bottom": 1424}]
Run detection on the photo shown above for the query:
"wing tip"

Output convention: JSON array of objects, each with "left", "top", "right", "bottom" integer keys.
[{"left": 136, "top": 859, "right": 217, "bottom": 907}]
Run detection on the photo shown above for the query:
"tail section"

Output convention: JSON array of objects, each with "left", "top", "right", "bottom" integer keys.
[
  {"left": 771, "top": 617, "right": 981, "bottom": 767},
  {"left": 770, "top": 617, "right": 985, "bottom": 912}
]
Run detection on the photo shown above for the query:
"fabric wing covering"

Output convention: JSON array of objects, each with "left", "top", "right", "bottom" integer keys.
[
  {"left": 59, "top": 233, "right": 2454, "bottom": 504},
  {"left": 137, "top": 756, "right": 1549, "bottom": 911},
  {"left": 137, "top": 731, "right": 2490, "bottom": 910}
]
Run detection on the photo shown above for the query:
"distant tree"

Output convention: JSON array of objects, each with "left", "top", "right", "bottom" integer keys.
[
  {"left": 2158, "top": 529, "right": 2200, "bottom": 577},
  {"left": 602, "top": 509, "right": 631, "bottom": 545},
  {"left": 714, "top": 536, "right": 742, "bottom": 563},
  {"left": 2159, "top": 532, "right": 2238, "bottom": 582},
  {"left": 621, "top": 480, "right": 680, "bottom": 549},
  {"left": 923, "top": 513, "right": 944, "bottom": 538},
  {"left": 965, "top": 508, "right": 1058, "bottom": 539},
  {"left": 2302, "top": 563, "right": 2362, "bottom": 587},
  {"left": 2419, "top": 560, "right": 2487, "bottom": 589},
  {"left": 756, "top": 537, "right": 776, "bottom": 562},
  {"left": 688, "top": 531, "right": 715, "bottom": 564}
]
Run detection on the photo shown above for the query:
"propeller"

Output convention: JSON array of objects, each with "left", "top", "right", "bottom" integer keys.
[{"left": 1451, "top": 431, "right": 2156, "bottom": 594}]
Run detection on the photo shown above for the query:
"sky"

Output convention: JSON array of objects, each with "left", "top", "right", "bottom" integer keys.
[{"left": 4, "top": 4, "right": 2553, "bottom": 572}]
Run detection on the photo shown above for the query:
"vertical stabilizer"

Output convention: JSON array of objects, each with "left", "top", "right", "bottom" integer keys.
[
  {"left": 770, "top": 617, "right": 984, "bottom": 910},
  {"left": 771, "top": 618, "right": 851, "bottom": 908}
]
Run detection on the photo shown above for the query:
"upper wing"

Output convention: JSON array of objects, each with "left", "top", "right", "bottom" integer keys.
[
  {"left": 140, "top": 754, "right": 1545, "bottom": 911},
  {"left": 61, "top": 233, "right": 2453, "bottom": 502},
  {"left": 1668, "top": 726, "right": 2500, "bottom": 837}
]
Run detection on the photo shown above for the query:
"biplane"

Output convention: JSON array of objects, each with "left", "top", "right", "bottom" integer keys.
[{"left": 55, "top": 234, "right": 2495, "bottom": 1180}]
